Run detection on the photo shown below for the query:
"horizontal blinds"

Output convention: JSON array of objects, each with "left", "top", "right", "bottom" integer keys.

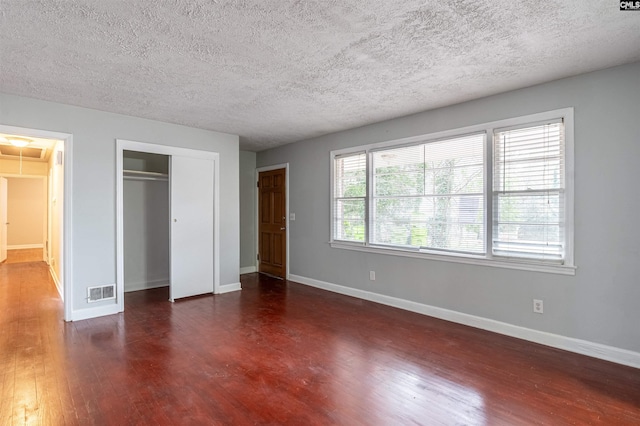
[
  {"left": 334, "top": 153, "right": 366, "bottom": 242},
  {"left": 493, "top": 122, "right": 565, "bottom": 261},
  {"left": 371, "top": 134, "right": 485, "bottom": 253}
]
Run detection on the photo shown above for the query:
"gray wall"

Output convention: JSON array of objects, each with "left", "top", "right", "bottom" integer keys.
[
  {"left": 0, "top": 93, "right": 240, "bottom": 314},
  {"left": 123, "top": 178, "right": 169, "bottom": 292},
  {"left": 239, "top": 150, "right": 256, "bottom": 270},
  {"left": 257, "top": 61, "right": 640, "bottom": 353}
]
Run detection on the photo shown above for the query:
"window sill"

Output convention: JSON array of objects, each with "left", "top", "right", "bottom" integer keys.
[{"left": 329, "top": 242, "right": 576, "bottom": 276}]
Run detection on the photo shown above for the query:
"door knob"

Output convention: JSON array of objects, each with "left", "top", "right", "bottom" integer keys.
[{"left": 280, "top": 227, "right": 286, "bottom": 231}]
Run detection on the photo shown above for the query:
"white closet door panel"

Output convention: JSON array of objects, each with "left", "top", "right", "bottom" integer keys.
[
  {"left": 170, "top": 156, "right": 214, "bottom": 300},
  {"left": 0, "top": 177, "right": 7, "bottom": 262}
]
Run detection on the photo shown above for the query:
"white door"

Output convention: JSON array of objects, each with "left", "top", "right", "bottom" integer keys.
[
  {"left": 169, "top": 156, "right": 215, "bottom": 300},
  {"left": 0, "top": 177, "right": 7, "bottom": 262}
]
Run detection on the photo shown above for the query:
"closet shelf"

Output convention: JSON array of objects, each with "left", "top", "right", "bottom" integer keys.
[{"left": 123, "top": 170, "right": 169, "bottom": 181}]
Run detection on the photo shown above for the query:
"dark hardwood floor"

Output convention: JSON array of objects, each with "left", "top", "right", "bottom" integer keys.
[{"left": 1, "top": 262, "right": 640, "bottom": 425}]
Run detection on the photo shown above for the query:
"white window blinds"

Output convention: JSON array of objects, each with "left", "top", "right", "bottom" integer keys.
[
  {"left": 371, "top": 134, "right": 485, "bottom": 253},
  {"left": 333, "top": 153, "right": 366, "bottom": 242},
  {"left": 493, "top": 120, "right": 565, "bottom": 261}
]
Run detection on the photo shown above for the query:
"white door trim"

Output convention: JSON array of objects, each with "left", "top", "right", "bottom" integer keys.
[
  {"left": 255, "top": 163, "right": 290, "bottom": 280},
  {"left": 0, "top": 124, "right": 73, "bottom": 321},
  {"left": 116, "top": 139, "right": 221, "bottom": 313}
]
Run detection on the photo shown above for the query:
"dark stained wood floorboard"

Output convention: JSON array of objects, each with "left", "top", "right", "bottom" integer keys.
[{"left": 1, "top": 264, "right": 640, "bottom": 425}]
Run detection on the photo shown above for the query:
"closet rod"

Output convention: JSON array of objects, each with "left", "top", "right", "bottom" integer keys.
[
  {"left": 123, "top": 175, "right": 168, "bottom": 182},
  {"left": 123, "top": 169, "right": 168, "bottom": 182}
]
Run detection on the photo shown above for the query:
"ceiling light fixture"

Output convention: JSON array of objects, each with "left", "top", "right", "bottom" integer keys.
[
  {"left": 3, "top": 136, "right": 33, "bottom": 175},
  {"left": 8, "top": 137, "right": 32, "bottom": 147}
]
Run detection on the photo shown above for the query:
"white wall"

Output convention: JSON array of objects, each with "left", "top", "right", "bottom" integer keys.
[
  {"left": 239, "top": 150, "right": 256, "bottom": 272},
  {"left": 256, "top": 62, "right": 640, "bottom": 360},
  {"left": 0, "top": 94, "right": 240, "bottom": 316},
  {"left": 6, "top": 177, "right": 45, "bottom": 247}
]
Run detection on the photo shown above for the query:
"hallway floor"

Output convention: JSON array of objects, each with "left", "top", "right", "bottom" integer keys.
[{"left": 3, "top": 248, "right": 43, "bottom": 264}]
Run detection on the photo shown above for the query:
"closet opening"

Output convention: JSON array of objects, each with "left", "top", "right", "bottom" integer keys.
[
  {"left": 123, "top": 150, "right": 170, "bottom": 299},
  {"left": 116, "top": 139, "right": 220, "bottom": 313}
]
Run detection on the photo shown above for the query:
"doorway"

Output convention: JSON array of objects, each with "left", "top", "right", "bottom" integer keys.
[
  {"left": 116, "top": 139, "right": 220, "bottom": 312},
  {"left": 0, "top": 124, "right": 71, "bottom": 320},
  {"left": 0, "top": 176, "right": 47, "bottom": 264},
  {"left": 122, "top": 151, "right": 170, "bottom": 296},
  {"left": 257, "top": 165, "right": 288, "bottom": 279}
]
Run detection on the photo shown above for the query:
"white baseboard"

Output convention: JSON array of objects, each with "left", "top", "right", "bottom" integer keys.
[
  {"left": 72, "top": 282, "right": 240, "bottom": 320},
  {"left": 71, "top": 303, "right": 121, "bottom": 321},
  {"left": 49, "top": 265, "right": 63, "bottom": 300},
  {"left": 289, "top": 274, "right": 640, "bottom": 370},
  {"left": 217, "top": 282, "right": 242, "bottom": 294},
  {"left": 240, "top": 266, "right": 257, "bottom": 275},
  {"left": 8, "top": 244, "right": 43, "bottom": 250},
  {"left": 124, "top": 279, "right": 169, "bottom": 293}
]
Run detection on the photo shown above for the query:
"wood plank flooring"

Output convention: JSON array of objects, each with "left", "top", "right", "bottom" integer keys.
[
  {"left": 3, "top": 249, "right": 43, "bottom": 264},
  {"left": 1, "top": 264, "right": 639, "bottom": 425}
]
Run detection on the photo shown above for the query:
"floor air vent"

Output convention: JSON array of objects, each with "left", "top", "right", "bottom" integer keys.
[{"left": 87, "top": 284, "right": 116, "bottom": 303}]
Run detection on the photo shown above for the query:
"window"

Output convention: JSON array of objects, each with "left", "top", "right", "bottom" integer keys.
[
  {"left": 371, "top": 134, "right": 485, "bottom": 254},
  {"left": 333, "top": 153, "right": 366, "bottom": 242},
  {"left": 493, "top": 121, "right": 565, "bottom": 261},
  {"left": 330, "top": 109, "right": 574, "bottom": 274}
]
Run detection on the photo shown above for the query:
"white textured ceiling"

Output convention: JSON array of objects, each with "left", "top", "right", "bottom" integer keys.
[{"left": 1, "top": 1, "right": 639, "bottom": 151}]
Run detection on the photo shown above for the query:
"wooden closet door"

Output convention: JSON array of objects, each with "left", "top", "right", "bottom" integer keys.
[{"left": 258, "top": 168, "right": 286, "bottom": 278}]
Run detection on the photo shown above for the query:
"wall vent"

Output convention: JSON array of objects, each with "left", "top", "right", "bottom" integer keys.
[{"left": 87, "top": 284, "right": 116, "bottom": 303}]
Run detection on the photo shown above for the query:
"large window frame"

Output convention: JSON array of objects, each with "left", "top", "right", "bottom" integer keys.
[{"left": 330, "top": 108, "right": 575, "bottom": 275}]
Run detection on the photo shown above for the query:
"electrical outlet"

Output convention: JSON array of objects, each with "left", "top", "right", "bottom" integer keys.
[
  {"left": 533, "top": 299, "right": 544, "bottom": 314},
  {"left": 369, "top": 271, "right": 376, "bottom": 281}
]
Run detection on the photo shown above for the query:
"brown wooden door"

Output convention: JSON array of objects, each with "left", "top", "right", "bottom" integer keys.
[{"left": 258, "top": 168, "right": 286, "bottom": 278}]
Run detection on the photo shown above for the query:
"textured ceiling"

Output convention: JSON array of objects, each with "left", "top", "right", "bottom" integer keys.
[{"left": 1, "top": 1, "right": 639, "bottom": 151}]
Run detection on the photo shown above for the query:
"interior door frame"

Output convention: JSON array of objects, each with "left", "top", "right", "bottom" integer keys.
[
  {"left": 0, "top": 124, "right": 73, "bottom": 321},
  {"left": 255, "top": 163, "right": 289, "bottom": 279},
  {"left": 116, "top": 139, "right": 221, "bottom": 313}
]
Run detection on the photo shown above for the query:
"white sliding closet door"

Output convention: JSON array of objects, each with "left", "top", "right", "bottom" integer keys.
[{"left": 170, "top": 156, "right": 214, "bottom": 300}]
